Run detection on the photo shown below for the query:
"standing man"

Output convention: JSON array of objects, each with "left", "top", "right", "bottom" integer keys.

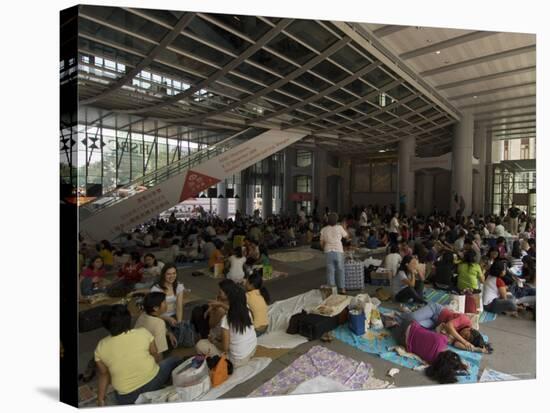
[
  {"left": 359, "top": 207, "right": 369, "bottom": 229},
  {"left": 389, "top": 211, "right": 400, "bottom": 246},
  {"left": 320, "top": 213, "right": 349, "bottom": 294},
  {"left": 508, "top": 203, "right": 521, "bottom": 235}
]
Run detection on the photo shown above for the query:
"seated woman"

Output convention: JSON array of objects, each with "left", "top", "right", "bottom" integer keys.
[
  {"left": 196, "top": 280, "right": 258, "bottom": 368},
  {"left": 366, "top": 230, "right": 379, "bottom": 249},
  {"left": 508, "top": 240, "right": 525, "bottom": 274},
  {"left": 398, "top": 302, "right": 491, "bottom": 352},
  {"left": 381, "top": 316, "right": 471, "bottom": 384},
  {"left": 431, "top": 251, "right": 455, "bottom": 291},
  {"left": 226, "top": 247, "right": 246, "bottom": 283},
  {"left": 245, "top": 271, "right": 270, "bottom": 336},
  {"left": 456, "top": 250, "right": 484, "bottom": 292},
  {"left": 208, "top": 239, "right": 225, "bottom": 273},
  {"left": 244, "top": 239, "right": 261, "bottom": 265},
  {"left": 482, "top": 260, "right": 520, "bottom": 316},
  {"left": 189, "top": 280, "right": 233, "bottom": 350},
  {"left": 522, "top": 255, "right": 536, "bottom": 285},
  {"left": 392, "top": 255, "right": 426, "bottom": 304},
  {"left": 134, "top": 292, "right": 178, "bottom": 358},
  {"left": 98, "top": 240, "right": 114, "bottom": 271},
  {"left": 150, "top": 264, "right": 185, "bottom": 327},
  {"left": 108, "top": 252, "right": 144, "bottom": 295},
  {"left": 136, "top": 253, "right": 165, "bottom": 289},
  {"left": 80, "top": 256, "right": 108, "bottom": 296},
  {"left": 377, "top": 228, "right": 388, "bottom": 247},
  {"left": 398, "top": 240, "right": 413, "bottom": 258},
  {"left": 95, "top": 305, "right": 181, "bottom": 406},
  {"left": 382, "top": 244, "right": 402, "bottom": 278}
]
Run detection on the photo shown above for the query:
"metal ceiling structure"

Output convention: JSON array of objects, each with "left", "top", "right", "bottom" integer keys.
[
  {"left": 76, "top": 5, "right": 465, "bottom": 155},
  {"left": 359, "top": 22, "right": 536, "bottom": 142}
]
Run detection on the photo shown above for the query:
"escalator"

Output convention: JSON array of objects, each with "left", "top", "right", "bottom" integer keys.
[{"left": 79, "top": 128, "right": 306, "bottom": 241}]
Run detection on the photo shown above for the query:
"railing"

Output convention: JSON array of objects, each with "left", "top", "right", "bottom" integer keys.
[{"left": 81, "top": 128, "right": 260, "bottom": 215}]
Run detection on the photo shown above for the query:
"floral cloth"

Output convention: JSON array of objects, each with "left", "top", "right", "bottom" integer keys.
[{"left": 248, "top": 345, "right": 372, "bottom": 397}]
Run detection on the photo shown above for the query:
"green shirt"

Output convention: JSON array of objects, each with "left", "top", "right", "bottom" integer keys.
[{"left": 457, "top": 262, "right": 483, "bottom": 291}]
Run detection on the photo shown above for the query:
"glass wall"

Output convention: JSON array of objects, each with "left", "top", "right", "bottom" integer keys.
[
  {"left": 491, "top": 164, "right": 536, "bottom": 216},
  {"left": 74, "top": 123, "right": 220, "bottom": 195}
]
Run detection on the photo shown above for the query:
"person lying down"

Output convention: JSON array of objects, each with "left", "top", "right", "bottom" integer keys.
[{"left": 381, "top": 311, "right": 492, "bottom": 384}]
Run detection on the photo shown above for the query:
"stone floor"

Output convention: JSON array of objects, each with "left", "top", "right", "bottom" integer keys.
[{"left": 77, "top": 246, "right": 536, "bottom": 405}]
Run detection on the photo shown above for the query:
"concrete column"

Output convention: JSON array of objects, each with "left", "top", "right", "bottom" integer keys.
[
  {"left": 283, "top": 148, "right": 295, "bottom": 214},
  {"left": 216, "top": 181, "right": 228, "bottom": 219},
  {"left": 485, "top": 132, "right": 494, "bottom": 215},
  {"left": 262, "top": 159, "right": 273, "bottom": 218},
  {"left": 421, "top": 173, "right": 434, "bottom": 216},
  {"left": 341, "top": 159, "right": 352, "bottom": 214},
  {"left": 451, "top": 111, "right": 474, "bottom": 216},
  {"left": 473, "top": 123, "right": 487, "bottom": 215},
  {"left": 398, "top": 136, "right": 416, "bottom": 215}
]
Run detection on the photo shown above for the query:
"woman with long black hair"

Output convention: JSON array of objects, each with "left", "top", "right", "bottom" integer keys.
[
  {"left": 245, "top": 271, "right": 270, "bottom": 336},
  {"left": 150, "top": 264, "right": 185, "bottom": 326},
  {"left": 392, "top": 255, "right": 427, "bottom": 304},
  {"left": 195, "top": 279, "right": 257, "bottom": 367},
  {"left": 381, "top": 315, "right": 478, "bottom": 384}
]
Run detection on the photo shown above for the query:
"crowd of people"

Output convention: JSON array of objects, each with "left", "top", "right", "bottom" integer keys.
[{"left": 78, "top": 201, "right": 535, "bottom": 404}]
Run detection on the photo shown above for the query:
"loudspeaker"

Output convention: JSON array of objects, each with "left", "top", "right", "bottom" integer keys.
[
  {"left": 207, "top": 187, "right": 217, "bottom": 198},
  {"left": 225, "top": 188, "right": 234, "bottom": 198},
  {"left": 86, "top": 183, "right": 103, "bottom": 197}
]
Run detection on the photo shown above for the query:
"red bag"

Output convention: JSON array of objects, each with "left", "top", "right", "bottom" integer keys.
[{"left": 465, "top": 293, "right": 481, "bottom": 314}]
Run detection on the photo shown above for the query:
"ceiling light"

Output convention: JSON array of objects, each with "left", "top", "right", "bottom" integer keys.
[
  {"left": 379, "top": 149, "right": 386, "bottom": 153},
  {"left": 435, "top": 50, "right": 441, "bottom": 55},
  {"left": 473, "top": 95, "right": 478, "bottom": 99}
]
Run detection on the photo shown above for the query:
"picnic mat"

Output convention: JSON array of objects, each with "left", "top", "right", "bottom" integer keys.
[
  {"left": 423, "top": 288, "right": 497, "bottom": 323},
  {"left": 333, "top": 323, "right": 486, "bottom": 384},
  {"left": 257, "top": 289, "right": 324, "bottom": 349},
  {"left": 479, "top": 368, "right": 520, "bottom": 382},
  {"left": 270, "top": 251, "right": 316, "bottom": 263},
  {"left": 136, "top": 357, "right": 272, "bottom": 404},
  {"left": 248, "top": 345, "right": 374, "bottom": 397}
]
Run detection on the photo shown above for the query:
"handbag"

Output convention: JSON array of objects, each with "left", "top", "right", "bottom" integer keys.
[
  {"left": 173, "top": 321, "right": 198, "bottom": 348},
  {"left": 448, "top": 294, "right": 466, "bottom": 313},
  {"left": 172, "top": 357, "right": 211, "bottom": 401},
  {"left": 208, "top": 354, "right": 230, "bottom": 387}
]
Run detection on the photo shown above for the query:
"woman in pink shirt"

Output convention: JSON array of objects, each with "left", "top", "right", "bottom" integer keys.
[
  {"left": 80, "top": 256, "right": 107, "bottom": 296},
  {"left": 382, "top": 317, "right": 468, "bottom": 383},
  {"left": 398, "top": 302, "right": 492, "bottom": 352}
]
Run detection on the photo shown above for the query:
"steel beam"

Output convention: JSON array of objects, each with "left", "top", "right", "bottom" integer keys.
[{"left": 420, "top": 45, "right": 536, "bottom": 77}]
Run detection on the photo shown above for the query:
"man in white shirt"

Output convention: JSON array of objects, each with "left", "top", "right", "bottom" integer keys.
[
  {"left": 359, "top": 208, "right": 369, "bottom": 228},
  {"left": 389, "top": 212, "right": 400, "bottom": 245},
  {"left": 320, "top": 213, "right": 349, "bottom": 294}
]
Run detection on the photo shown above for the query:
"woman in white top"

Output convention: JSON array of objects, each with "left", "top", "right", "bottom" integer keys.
[
  {"left": 196, "top": 279, "right": 257, "bottom": 367},
  {"left": 320, "top": 213, "right": 349, "bottom": 294},
  {"left": 150, "top": 264, "right": 185, "bottom": 327},
  {"left": 383, "top": 244, "right": 402, "bottom": 277},
  {"left": 135, "top": 253, "right": 165, "bottom": 289},
  {"left": 226, "top": 247, "right": 246, "bottom": 282}
]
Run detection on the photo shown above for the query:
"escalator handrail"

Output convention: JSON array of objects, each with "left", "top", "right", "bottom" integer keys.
[{"left": 81, "top": 127, "right": 255, "bottom": 213}]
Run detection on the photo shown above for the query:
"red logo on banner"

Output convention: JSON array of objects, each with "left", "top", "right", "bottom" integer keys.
[{"left": 180, "top": 170, "right": 220, "bottom": 202}]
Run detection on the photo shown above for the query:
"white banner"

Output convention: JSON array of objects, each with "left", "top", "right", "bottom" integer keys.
[{"left": 80, "top": 129, "right": 306, "bottom": 241}]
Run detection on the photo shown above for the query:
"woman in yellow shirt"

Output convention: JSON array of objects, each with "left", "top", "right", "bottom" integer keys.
[
  {"left": 94, "top": 305, "right": 181, "bottom": 406},
  {"left": 457, "top": 250, "right": 485, "bottom": 291},
  {"left": 245, "top": 272, "right": 270, "bottom": 336},
  {"left": 98, "top": 240, "right": 114, "bottom": 270}
]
